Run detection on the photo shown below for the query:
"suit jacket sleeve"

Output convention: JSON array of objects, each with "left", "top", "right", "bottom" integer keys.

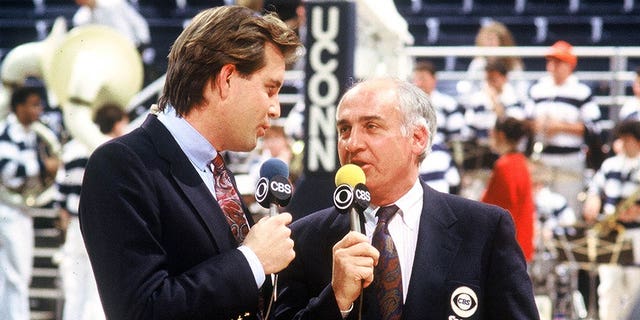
[
  {"left": 273, "top": 208, "right": 349, "bottom": 320},
  {"left": 484, "top": 205, "right": 539, "bottom": 319},
  {"left": 79, "top": 138, "right": 259, "bottom": 320}
]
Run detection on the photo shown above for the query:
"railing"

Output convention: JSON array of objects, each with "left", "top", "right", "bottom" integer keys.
[
  {"left": 406, "top": 46, "right": 640, "bottom": 107},
  {"left": 128, "top": 46, "right": 640, "bottom": 117}
]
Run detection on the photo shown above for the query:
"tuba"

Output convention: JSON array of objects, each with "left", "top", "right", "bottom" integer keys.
[
  {"left": 43, "top": 23, "right": 143, "bottom": 152},
  {"left": 0, "top": 19, "right": 143, "bottom": 207}
]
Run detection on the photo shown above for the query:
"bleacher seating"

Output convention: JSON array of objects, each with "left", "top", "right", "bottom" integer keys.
[{"left": 397, "top": 0, "right": 640, "bottom": 60}]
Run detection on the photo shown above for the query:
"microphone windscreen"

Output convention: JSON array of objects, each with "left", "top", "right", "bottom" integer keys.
[
  {"left": 335, "top": 164, "right": 366, "bottom": 188},
  {"left": 259, "top": 158, "right": 289, "bottom": 179}
]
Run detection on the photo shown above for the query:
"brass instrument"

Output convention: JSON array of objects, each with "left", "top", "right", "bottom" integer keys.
[
  {"left": 595, "top": 186, "right": 640, "bottom": 237},
  {"left": 0, "top": 19, "right": 142, "bottom": 207},
  {"left": 43, "top": 24, "right": 143, "bottom": 152},
  {"left": 0, "top": 121, "right": 61, "bottom": 208}
]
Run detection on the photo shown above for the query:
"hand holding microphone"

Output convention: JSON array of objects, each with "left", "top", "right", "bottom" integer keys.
[
  {"left": 244, "top": 158, "right": 295, "bottom": 275},
  {"left": 331, "top": 164, "right": 378, "bottom": 315},
  {"left": 249, "top": 158, "right": 294, "bottom": 318}
]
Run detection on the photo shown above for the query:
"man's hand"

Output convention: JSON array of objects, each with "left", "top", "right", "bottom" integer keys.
[
  {"left": 331, "top": 231, "right": 379, "bottom": 311},
  {"left": 619, "top": 204, "right": 640, "bottom": 223},
  {"left": 243, "top": 213, "right": 294, "bottom": 275},
  {"left": 582, "top": 194, "right": 602, "bottom": 224}
]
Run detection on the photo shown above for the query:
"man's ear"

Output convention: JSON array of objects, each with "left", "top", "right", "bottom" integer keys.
[
  {"left": 412, "top": 124, "right": 429, "bottom": 155},
  {"left": 216, "top": 64, "right": 235, "bottom": 99}
]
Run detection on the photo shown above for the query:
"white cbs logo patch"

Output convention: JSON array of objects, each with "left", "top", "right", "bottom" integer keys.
[{"left": 450, "top": 286, "right": 478, "bottom": 318}]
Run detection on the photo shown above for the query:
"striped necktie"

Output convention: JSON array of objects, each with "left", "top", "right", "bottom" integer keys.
[
  {"left": 372, "top": 205, "right": 403, "bottom": 320},
  {"left": 211, "top": 154, "right": 249, "bottom": 244}
]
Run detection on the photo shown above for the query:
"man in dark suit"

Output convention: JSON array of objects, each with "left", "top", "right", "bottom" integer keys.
[
  {"left": 273, "top": 78, "right": 540, "bottom": 319},
  {"left": 78, "top": 6, "right": 301, "bottom": 319}
]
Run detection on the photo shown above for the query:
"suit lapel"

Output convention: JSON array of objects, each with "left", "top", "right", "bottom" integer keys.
[
  {"left": 403, "top": 183, "right": 461, "bottom": 318},
  {"left": 141, "top": 115, "right": 237, "bottom": 252}
]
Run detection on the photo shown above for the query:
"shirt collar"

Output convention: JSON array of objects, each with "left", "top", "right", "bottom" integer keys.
[
  {"left": 364, "top": 178, "right": 423, "bottom": 230},
  {"left": 157, "top": 105, "right": 217, "bottom": 172}
]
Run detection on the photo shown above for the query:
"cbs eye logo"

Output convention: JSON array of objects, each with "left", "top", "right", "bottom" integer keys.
[
  {"left": 333, "top": 184, "right": 353, "bottom": 211},
  {"left": 450, "top": 286, "right": 478, "bottom": 318}
]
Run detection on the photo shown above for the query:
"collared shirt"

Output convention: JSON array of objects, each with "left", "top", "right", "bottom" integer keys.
[
  {"left": 587, "top": 153, "right": 640, "bottom": 218},
  {"left": 526, "top": 74, "right": 602, "bottom": 149},
  {"left": 157, "top": 107, "right": 265, "bottom": 288},
  {"left": 363, "top": 178, "right": 424, "bottom": 302}
]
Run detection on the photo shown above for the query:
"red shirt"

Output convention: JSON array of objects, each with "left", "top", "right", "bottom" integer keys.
[{"left": 481, "top": 153, "right": 535, "bottom": 261}]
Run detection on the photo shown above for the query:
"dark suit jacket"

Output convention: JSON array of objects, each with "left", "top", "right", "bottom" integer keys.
[
  {"left": 273, "top": 181, "right": 540, "bottom": 319},
  {"left": 79, "top": 114, "right": 263, "bottom": 319}
]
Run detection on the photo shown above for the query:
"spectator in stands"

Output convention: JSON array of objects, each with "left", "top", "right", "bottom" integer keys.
[
  {"left": 418, "top": 143, "right": 461, "bottom": 194},
  {"left": 619, "top": 66, "right": 640, "bottom": 122},
  {"left": 581, "top": 120, "right": 640, "bottom": 320},
  {"left": 412, "top": 60, "right": 465, "bottom": 146},
  {"left": 468, "top": 21, "right": 523, "bottom": 72},
  {"left": 526, "top": 40, "right": 602, "bottom": 215},
  {"left": 481, "top": 116, "right": 535, "bottom": 262},
  {"left": 464, "top": 59, "right": 526, "bottom": 170},
  {"left": 461, "top": 21, "right": 527, "bottom": 104},
  {"left": 0, "top": 86, "right": 60, "bottom": 320},
  {"left": 55, "top": 104, "right": 128, "bottom": 320},
  {"left": 468, "top": 21, "right": 523, "bottom": 75},
  {"left": 411, "top": 61, "right": 463, "bottom": 194}
]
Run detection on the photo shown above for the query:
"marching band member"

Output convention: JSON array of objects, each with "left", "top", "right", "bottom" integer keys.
[
  {"left": 526, "top": 40, "right": 603, "bottom": 215},
  {"left": 55, "top": 104, "right": 128, "bottom": 320},
  {"left": 582, "top": 120, "right": 640, "bottom": 320},
  {"left": 0, "top": 86, "right": 60, "bottom": 320}
]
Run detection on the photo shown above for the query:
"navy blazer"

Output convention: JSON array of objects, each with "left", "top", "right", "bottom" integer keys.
[
  {"left": 79, "top": 114, "right": 263, "bottom": 319},
  {"left": 273, "top": 181, "right": 540, "bottom": 319}
]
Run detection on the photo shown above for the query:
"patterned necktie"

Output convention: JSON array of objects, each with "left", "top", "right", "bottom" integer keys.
[
  {"left": 372, "top": 205, "right": 403, "bottom": 320},
  {"left": 211, "top": 154, "right": 249, "bottom": 244}
]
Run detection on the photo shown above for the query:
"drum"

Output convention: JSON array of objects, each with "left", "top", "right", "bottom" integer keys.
[{"left": 551, "top": 224, "right": 634, "bottom": 268}]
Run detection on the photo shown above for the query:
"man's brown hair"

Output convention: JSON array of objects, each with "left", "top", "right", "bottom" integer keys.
[{"left": 158, "top": 5, "right": 302, "bottom": 116}]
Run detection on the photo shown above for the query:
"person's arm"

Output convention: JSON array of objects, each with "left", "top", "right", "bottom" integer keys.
[
  {"left": 273, "top": 224, "right": 378, "bottom": 320},
  {"left": 583, "top": 163, "right": 607, "bottom": 223},
  {"left": 484, "top": 209, "right": 540, "bottom": 319},
  {"left": 79, "top": 141, "right": 261, "bottom": 319},
  {"left": 119, "top": 1, "right": 151, "bottom": 46}
]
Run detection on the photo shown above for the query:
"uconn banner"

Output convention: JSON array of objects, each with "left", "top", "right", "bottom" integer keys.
[{"left": 287, "top": 0, "right": 355, "bottom": 218}]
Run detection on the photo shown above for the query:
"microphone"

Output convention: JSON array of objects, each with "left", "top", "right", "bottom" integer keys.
[
  {"left": 254, "top": 158, "right": 293, "bottom": 312},
  {"left": 334, "top": 164, "right": 371, "bottom": 234},
  {"left": 255, "top": 158, "right": 292, "bottom": 217}
]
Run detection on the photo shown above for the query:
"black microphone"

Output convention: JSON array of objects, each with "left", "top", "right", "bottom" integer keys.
[
  {"left": 254, "top": 158, "right": 293, "bottom": 316},
  {"left": 333, "top": 164, "right": 370, "bottom": 234},
  {"left": 255, "top": 158, "right": 292, "bottom": 217}
]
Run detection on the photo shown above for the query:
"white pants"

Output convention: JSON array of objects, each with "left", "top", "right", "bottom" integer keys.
[
  {"left": 0, "top": 203, "right": 33, "bottom": 320},
  {"left": 597, "top": 264, "right": 640, "bottom": 320},
  {"left": 59, "top": 217, "right": 105, "bottom": 320}
]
